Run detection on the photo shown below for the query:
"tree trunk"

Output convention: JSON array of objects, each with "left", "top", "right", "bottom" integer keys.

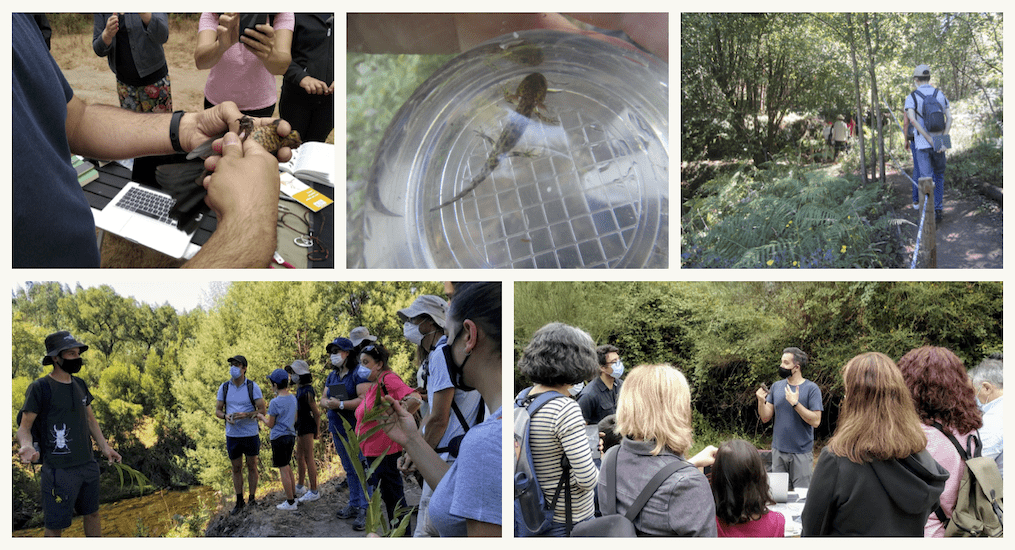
[{"left": 847, "top": 14, "right": 867, "bottom": 183}]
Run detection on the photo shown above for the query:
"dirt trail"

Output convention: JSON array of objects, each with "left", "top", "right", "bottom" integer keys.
[{"left": 885, "top": 166, "right": 1002, "bottom": 269}]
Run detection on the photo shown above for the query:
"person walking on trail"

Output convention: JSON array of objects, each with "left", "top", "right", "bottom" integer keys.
[
  {"left": 215, "top": 355, "right": 267, "bottom": 515},
  {"left": 831, "top": 115, "right": 849, "bottom": 160},
  {"left": 756, "top": 347, "right": 823, "bottom": 491},
  {"left": 905, "top": 64, "right": 951, "bottom": 223},
  {"left": 16, "top": 331, "right": 122, "bottom": 537}
]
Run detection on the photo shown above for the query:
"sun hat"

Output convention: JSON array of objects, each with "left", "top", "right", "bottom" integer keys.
[
  {"left": 42, "top": 331, "right": 88, "bottom": 365},
  {"left": 396, "top": 295, "right": 448, "bottom": 328},
  {"left": 349, "top": 326, "right": 378, "bottom": 347}
]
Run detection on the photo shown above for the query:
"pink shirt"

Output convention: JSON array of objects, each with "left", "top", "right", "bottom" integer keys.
[
  {"left": 199, "top": 13, "right": 294, "bottom": 111},
  {"left": 355, "top": 370, "right": 414, "bottom": 457},
  {"left": 716, "top": 510, "right": 785, "bottom": 537},
  {"left": 923, "top": 423, "right": 976, "bottom": 537}
]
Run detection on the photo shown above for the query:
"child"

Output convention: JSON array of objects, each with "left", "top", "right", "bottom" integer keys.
[
  {"left": 711, "top": 439, "right": 785, "bottom": 537},
  {"left": 290, "top": 360, "right": 322, "bottom": 502},
  {"left": 258, "top": 368, "right": 299, "bottom": 511}
]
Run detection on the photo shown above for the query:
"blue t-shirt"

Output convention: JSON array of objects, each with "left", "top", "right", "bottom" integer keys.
[
  {"left": 217, "top": 379, "right": 264, "bottom": 438},
  {"left": 767, "top": 379, "right": 822, "bottom": 454},
  {"left": 324, "top": 365, "right": 370, "bottom": 434},
  {"left": 267, "top": 393, "right": 298, "bottom": 439},
  {"left": 426, "top": 339, "right": 485, "bottom": 461},
  {"left": 428, "top": 407, "right": 503, "bottom": 536},
  {"left": 13, "top": 13, "right": 102, "bottom": 267}
]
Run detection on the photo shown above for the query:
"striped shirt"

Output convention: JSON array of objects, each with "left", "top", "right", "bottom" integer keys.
[{"left": 529, "top": 393, "right": 599, "bottom": 524}]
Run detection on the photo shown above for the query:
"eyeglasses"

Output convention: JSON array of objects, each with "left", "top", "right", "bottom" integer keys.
[{"left": 363, "top": 345, "right": 377, "bottom": 353}]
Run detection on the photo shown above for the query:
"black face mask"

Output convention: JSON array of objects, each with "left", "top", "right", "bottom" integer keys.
[
  {"left": 442, "top": 332, "right": 475, "bottom": 391},
  {"left": 778, "top": 367, "right": 793, "bottom": 379},
  {"left": 58, "top": 357, "right": 84, "bottom": 374}
]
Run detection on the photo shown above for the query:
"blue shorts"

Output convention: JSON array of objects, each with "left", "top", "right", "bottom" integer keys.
[
  {"left": 40, "top": 461, "right": 101, "bottom": 530},
  {"left": 271, "top": 435, "right": 296, "bottom": 468},
  {"left": 226, "top": 435, "right": 261, "bottom": 460}
]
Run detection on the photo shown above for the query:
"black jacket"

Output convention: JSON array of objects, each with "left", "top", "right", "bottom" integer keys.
[
  {"left": 802, "top": 446, "right": 949, "bottom": 536},
  {"left": 283, "top": 13, "right": 333, "bottom": 92}
]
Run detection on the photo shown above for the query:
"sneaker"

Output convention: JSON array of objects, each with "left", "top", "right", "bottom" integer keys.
[
  {"left": 352, "top": 508, "right": 367, "bottom": 531},
  {"left": 336, "top": 503, "right": 356, "bottom": 519},
  {"left": 276, "top": 500, "right": 298, "bottom": 511},
  {"left": 911, "top": 203, "right": 919, "bottom": 210},
  {"left": 294, "top": 484, "right": 308, "bottom": 497},
  {"left": 298, "top": 490, "right": 320, "bottom": 503}
]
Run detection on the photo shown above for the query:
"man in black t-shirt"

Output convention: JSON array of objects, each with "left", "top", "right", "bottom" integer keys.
[{"left": 16, "top": 331, "right": 122, "bottom": 537}]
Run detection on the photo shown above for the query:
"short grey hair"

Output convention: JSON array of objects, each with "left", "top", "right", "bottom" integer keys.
[
  {"left": 518, "top": 322, "right": 599, "bottom": 386},
  {"left": 970, "top": 353, "right": 1003, "bottom": 388}
]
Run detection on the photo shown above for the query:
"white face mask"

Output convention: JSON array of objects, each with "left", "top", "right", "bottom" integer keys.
[
  {"left": 611, "top": 359, "right": 625, "bottom": 379},
  {"left": 569, "top": 381, "right": 585, "bottom": 396},
  {"left": 403, "top": 321, "right": 424, "bottom": 346},
  {"left": 330, "top": 353, "right": 344, "bottom": 367}
]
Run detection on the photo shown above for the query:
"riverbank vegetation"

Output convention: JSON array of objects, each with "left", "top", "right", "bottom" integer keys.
[{"left": 11, "top": 281, "right": 443, "bottom": 532}]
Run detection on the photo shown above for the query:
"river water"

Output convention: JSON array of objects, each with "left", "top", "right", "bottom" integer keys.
[{"left": 12, "top": 486, "right": 218, "bottom": 537}]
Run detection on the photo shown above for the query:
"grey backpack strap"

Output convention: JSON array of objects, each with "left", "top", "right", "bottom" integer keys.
[
  {"left": 624, "top": 458, "right": 691, "bottom": 522},
  {"left": 602, "top": 445, "right": 620, "bottom": 515}
]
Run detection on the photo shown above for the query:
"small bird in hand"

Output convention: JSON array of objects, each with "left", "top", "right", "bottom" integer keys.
[{"left": 156, "top": 117, "right": 301, "bottom": 232}]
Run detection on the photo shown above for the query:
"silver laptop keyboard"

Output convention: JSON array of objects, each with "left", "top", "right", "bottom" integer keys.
[{"left": 114, "top": 186, "right": 177, "bottom": 226}]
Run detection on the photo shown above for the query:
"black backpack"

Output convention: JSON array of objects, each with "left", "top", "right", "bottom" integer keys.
[
  {"left": 931, "top": 423, "right": 1003, "bottom": 537},
  {"left": 912, "top": 88, "right": 947, "bottom": 133},
  {"left": 15, "top": 375, "right": 88, "bottom": 464},
  {"left": 220, "top": 379, "right": 256, "bottom": 410},
  {"left": 572, "top": 445, "right": 693, "bottom": 537}
]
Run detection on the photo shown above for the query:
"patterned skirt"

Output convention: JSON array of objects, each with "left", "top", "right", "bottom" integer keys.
[{"left": 117, "top": 74, "right": 173, "bottom": 113}]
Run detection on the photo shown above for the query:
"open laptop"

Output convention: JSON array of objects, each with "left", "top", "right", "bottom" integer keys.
[{"left": 92, "top": 181, "right": 197, "bottom": 259}]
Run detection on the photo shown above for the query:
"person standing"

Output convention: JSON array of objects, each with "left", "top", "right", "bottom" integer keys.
[
  {"left": 905, "top": 64, "right": 951, "bottom": 223},
  {"left": 577, "top": 345, "right": 624, "bottom": 425},
  {"left": 321, "top": 336, "right": 371, "bottom": 530},
  {"left": 93, "top": 13, "right": 173, "bottom": 113},
  {"left": 756, "top": 347, "right": 822, "bottom": 490},
  {"left": 279, "top": 13, "right": 334, "bottom": 142},
  {"left": 16, "top": 331, "right": 122, "bottom": 537},
  {"left": 290, "top": 360, "right": 321, "bottom": 503},
  {"left": 831, "top": 115, "right": 848, "bottom": 160},
  {"left": 257, "top": 368, "right": 299, "bottom": 510},
  {"left": 969, "top": 353, "right": 1003, "bottom": 475},
  {"left": 215, "top": 355, "right": 266, "bottom": 515}
]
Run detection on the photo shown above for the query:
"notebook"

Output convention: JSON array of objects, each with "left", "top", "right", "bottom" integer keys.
[
  {"left": 92, "top": 182, "right": 197, "bottom": 259},
  {"left": 767, "top": 472, "right": 789, "bottom": 503}
]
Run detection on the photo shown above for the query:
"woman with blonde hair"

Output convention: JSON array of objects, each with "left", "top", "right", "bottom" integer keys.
[
  {"left": 802, "top": 352, "right": 948, "bottom": 536},
  {"left": 607, "top": 364, "right": 717, "bottom": 536}
]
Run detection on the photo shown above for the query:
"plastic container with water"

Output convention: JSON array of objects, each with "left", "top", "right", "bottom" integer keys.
[{"left": 359, "top": 29, "right": 668, "bottom": 268}]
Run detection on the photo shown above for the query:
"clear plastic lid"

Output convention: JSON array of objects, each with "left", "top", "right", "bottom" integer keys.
[{"left": 360, "top": 29, "right": 668, "bottom": 268}]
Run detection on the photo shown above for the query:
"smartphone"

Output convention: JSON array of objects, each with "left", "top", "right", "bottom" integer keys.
[{"left": 240, "top": 13, "right": 274, "bottom": 36}]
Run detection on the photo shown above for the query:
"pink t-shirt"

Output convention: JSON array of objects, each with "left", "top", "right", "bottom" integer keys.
[
  {"left": 355, "top": 370, "right": 414, "bottom": 457},
  {"left": 923, "top": 423, "right": 976, "bottom": 537},
  {"left": 199, "top": 13, "right": 295, "bottom": 111},
  {"left": 716, "top": 510, "right": 785, "bottom": 537}
]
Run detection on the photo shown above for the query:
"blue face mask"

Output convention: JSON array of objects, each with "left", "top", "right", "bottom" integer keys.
[
  {"left": 611, "top": 359, "right": 624, "bottom": 379},
  {"left": 230, "top": 365, "right": 242, "bottom": 380}
]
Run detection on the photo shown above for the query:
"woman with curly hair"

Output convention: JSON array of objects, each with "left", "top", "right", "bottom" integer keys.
[
  {"left": 516, "top": 322, "right": 600, "bottom": 536},
  {"left": 802, "top": 352, "right": 948, "bottom": 536},
  {"left": 711, "top": 439, "right": 784, "bottom": 537},
  {"left": 897, "top": 346, "right": 984, "bottom": 537}
]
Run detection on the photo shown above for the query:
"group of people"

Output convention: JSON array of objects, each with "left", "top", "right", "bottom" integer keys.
[
  {"left": 14, "top": 12, "right": 334, "bottom": 267},
  {"left": 515, "top": 324, "right": 1003, "bottom": 538}
]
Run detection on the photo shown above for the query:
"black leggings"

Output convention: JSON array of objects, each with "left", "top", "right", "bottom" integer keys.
[
  {"left": 204, "top": 98, "right": 275, "bottom": 118},
  {"left": 366, "top": 452, "right": 409, "bottom": 534}
]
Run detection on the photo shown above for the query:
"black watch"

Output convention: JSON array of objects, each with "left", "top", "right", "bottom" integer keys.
[{"left": 169, "top": 110, "right": 186, "bottom": 153}]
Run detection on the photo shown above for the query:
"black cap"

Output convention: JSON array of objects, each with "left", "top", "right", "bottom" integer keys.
[
  {"left": 227, "top": 355, "right": 248, "bottom": 367},
  {"left": 42, "top": 331, "right": 88, "bottom": 365}
]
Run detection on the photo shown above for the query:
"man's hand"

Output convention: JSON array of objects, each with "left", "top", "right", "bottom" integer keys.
[
  {"left": 18, "top": 444, "right": 40, "bottom": 464},
  {"left": 784, "top": 384, "right": 800, "bottom": 407},
  {"left": 202, "top": 131, "right": 280, "bottom": 221},
  {"left": 179, "top": 102, "right": 294, "bottom": 163},
  {"left": 102, "top": 445, "right": 122, "bottom": 464},
  {"left": 101, "top": 14, "right": 119, "bottom": 45},
  {"left": 690, "top": 445, "right": 718, "bottom": 469},
  {"left": 755, "top": 386, "right": 769, "bottom": 401}
]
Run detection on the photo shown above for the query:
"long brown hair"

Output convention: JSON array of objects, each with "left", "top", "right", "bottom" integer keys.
[
  {"left": 827, "top": 352, "right": 927, "bottom": 464},
  {"left": 898, "top": 346, "right": 983, "bottom": 434},
  {"left": 711, "top": 439, "right": 774, "bottom": 525}
]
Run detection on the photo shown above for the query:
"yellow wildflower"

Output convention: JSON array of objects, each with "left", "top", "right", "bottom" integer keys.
[
  {"left": 767, "top": 260, "right": 774, "bottom": 266},
  {"left": 840, "top": 245, "right": 847, "bottom": 253}
]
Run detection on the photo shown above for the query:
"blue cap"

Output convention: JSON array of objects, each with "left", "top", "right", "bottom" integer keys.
[
  {"left": 327, "top": 337, "right": 355, "bottom": 353},
  {"left": 268, "top": 368, "right": 290, "bottom": 385}
]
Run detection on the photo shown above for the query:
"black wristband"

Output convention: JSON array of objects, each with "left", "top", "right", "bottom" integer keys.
[{"left": 169, "top": 110, "right": 186, "bottom": 153}]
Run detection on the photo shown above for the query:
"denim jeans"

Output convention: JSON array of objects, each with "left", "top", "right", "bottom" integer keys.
[
  {"left": 915, "top": 146, "right": 946, "bottom": 212},
  {"left": 331, "top": 429, "right": 368, "bottom": 509}
]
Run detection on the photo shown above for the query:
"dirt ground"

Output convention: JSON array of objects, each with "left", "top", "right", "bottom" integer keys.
[
  {"left": 884, "top": 164, "right": 1002, "bottom": 269},
  {"left": 204, "top": 468, "right": 422, "bottom": 537},
  {"left": 50, "top": 18, "right": 273, "bottom": 115}
]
